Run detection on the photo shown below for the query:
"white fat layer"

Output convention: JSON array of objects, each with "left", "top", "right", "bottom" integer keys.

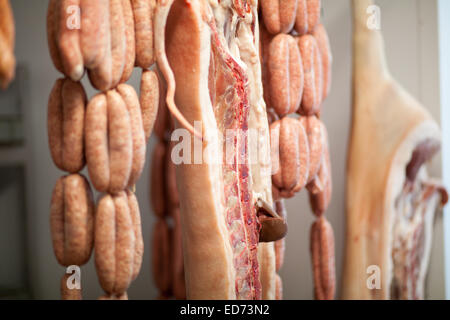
[{"left": 237, "top": 19, "right": 272, "bottom": 203}]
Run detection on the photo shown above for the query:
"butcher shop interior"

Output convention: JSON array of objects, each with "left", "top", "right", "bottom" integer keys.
[{"left": 0, "top": 0, "right": 450, "bottom": 304}]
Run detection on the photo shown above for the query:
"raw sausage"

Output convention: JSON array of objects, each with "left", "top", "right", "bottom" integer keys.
[
  {"left": 120, "top": 0, "right": 136, "bottom": 83},
  {"left": 58, "top": 0, "right": 84, "bottom": 81},
  {"left": 117, "top": 84, "right": 146, "bottom": 188},
  {"left": 260, "top": 0, "right": 298, "bottom": 35},
  {"left": 109, "top": 0, "right": 126, "bottom": 87},
  {"left": 47, "top": 0, "right": 63, "bottom": 73},
  {"left": 107, "top": 90, "right": 132, "bottom": 193},
  {"left": 85, "top": 93, "right": 110, "bottom": 192},
  {"left": 131, "top": 0, "right": 155, "bottom": 68},
  {"left": 50, "top": 174, "right": 94, "bottom": 267},
  {"left": 140, "top": 69, "right": 160, "bottom": 141},
  {"left": 95, "top": 192, "right": 136, "bottom": 295},
  {"left": 80, "top": 0, "right": 109, "bottom": 69},
  {"left": 268, "top": 34, "right": 303, "bottom": 117}
]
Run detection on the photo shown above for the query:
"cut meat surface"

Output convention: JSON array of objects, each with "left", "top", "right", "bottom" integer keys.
[
  {"left": 207, "top": 4, "right": 261, "bottom": 300},
  {"left": 391, "top": 167, "right": 447, "bottom": 300}
]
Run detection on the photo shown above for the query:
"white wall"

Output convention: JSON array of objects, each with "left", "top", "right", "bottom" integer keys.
[{"left": 4, "top": 0, "right": 444, "bottom": 299}]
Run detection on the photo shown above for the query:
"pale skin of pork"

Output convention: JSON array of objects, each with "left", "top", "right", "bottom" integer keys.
[{"left": 342, "top": 0, "right": 445, "bottom": 300}]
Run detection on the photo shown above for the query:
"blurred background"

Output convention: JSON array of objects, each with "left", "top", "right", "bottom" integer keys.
[{"left": 0, "top": 0, "right": 448, "bottom": 299}]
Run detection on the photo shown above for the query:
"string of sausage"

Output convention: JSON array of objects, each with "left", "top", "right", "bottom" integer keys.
[
  {"left": 260, "top": 0, "right": 335, "bottom": 300},
  {"left": 134, "top": 0, "right": 186, "bottom": 300},
  {"left": 149, "top": 79, "right": 186, "bottom": 299},
  {"left": 46, "top": 0, "right": 159, "bottom": 300}
]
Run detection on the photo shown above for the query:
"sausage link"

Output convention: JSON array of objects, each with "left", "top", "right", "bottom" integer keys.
[
  {"left": 310, "top": 216, "right": 335, "bottom": 300},
  {"left": 306, "top": 0, "right": 321, "bottom": 33},
  {"left": 313, "top": 23, "right": 332, "bottom": 101},
  {"left": 95, "top": 194, "right": 116, "bottom": 294},
  {"left": 85, "top": 91, "right": 133, "bottom": 193},
  {"left": 152, "top": 218, "right": 172, "bottom": 295},
  {"left": 48, "top": 78, "right": 86, "bottom": 173},
  {"left": 271, "top": 117, "right": 310, "bottom": 198},
  {"left": 64, "top": 174, "right": 94, "bottom": 265},
  {"left": 294, "top": 0, "right": 321, "bottom": 34},
  {"left": 112, "top": 192, "right": 135, "bottom": 294},
  {"left": 294, "top": 0, "right": 308, "bottom": 35},
  {"left": 120, "top": 0, "right": 136, "bottom": 83},
  {"left": 58, "top": 0, "right": 84, "bottom": 81},
  {"left": 131, "top": 0, "right": 155, "bottom": 68},
  {"left": 50, "top": 174, "right": 94, "bottom": 267},
  {"left": 299, "top": 116, "right": 324, "bottom": 182},
  {"left": 95, "top": 192, "right": 137, "bottom": 295},
  {"left": 0, "top": 0, "right": 14, "bottom": 49},
  {"left": 0, "top": 30, "right": 15, "bottom": 89},
  {"left": 117, "top": 84, "right": 146, "bottom": 188},
  {"left": 126, "top": 189, "right": 144, "bottom": 281},
  {"left": 85, "top": 93, "right": 110, "bottom": 192},
  {"left": 268, "top": 34, "right": 303, "bottom": 117},
  {"left": 298, "top": 35, "right": 323, "bottom": 115},
  {"left": 87, "top": 8, "right": 112, "bottom": 91},
  {"left": 80, "top": 0, "right": 109, "bottom": 69},
  {"left": 107, "top": 90, "right": 132, "bottom": 194},
  {"left": 61, "top": 79, "right": 86, "bottom": 173},
  {"left": 260, "top": 0, "right": 298, "bottom": 35},
  {"left": 0, "top": 0, "right": 14, "bottom": 88},
  {"left": 47, "top": 79, "right": 64, "bottom": 170},
  {"left": 288, "top": 119, "right": 310, "bottom": 194},
  {"left": 50, "top": 177, "right": 65, "bottom": 266},
  {"left": 47, "top": 0, "right": 63, "bottom": 73},
  {"left": 61, "top": 273, "right": 82, "bottom": 300},
  {"left": 109, "top": 0, "right": 126, "bottom": 87},
  {"left": 150, "top": 141, "right": 167, "bottom": 218},
  {"left": 140, "top": 69, "right": 160, "bottom": 141},
  {"left": 308, "top": 132, "right": 332, "bottom": 217}
]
